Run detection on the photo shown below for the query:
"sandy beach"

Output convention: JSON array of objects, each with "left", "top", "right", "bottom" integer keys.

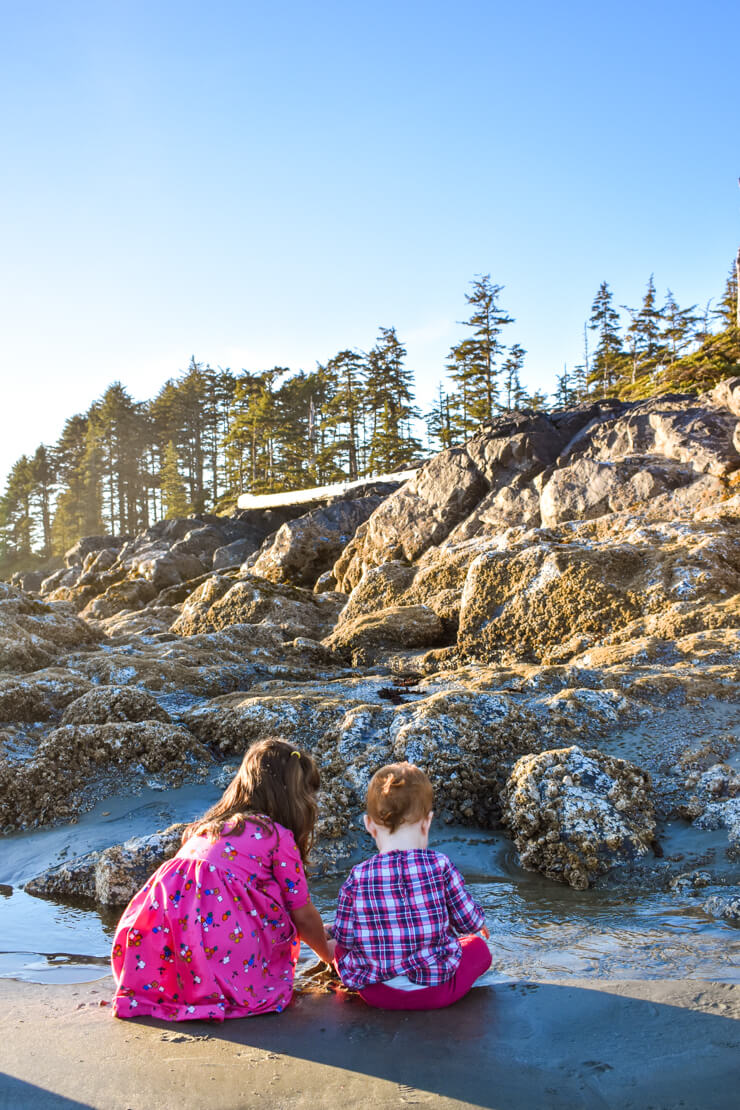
[{"left": 0, "top": 975, "right": 738, "bottom": 1109}]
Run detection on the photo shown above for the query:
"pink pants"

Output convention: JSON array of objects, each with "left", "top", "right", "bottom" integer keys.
[{"left": 338, "top": 935, "right": 492, "bottom": 1011}]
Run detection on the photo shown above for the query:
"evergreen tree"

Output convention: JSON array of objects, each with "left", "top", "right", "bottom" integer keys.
[
  {"left": 30, "top": 445, "right": 55, "bottom": 557},
  {"left": 91, "top": 383, "right": 148, "bottom": 533},
  {"left": 321, "top": 350, "right": 364, "bottom": 480},
  {"left": 520, "top": 388, "right": 549, "bottom": 411},
  {"left": 51, "top": 414, "right": 89, "bottom": 554},
  {"left": 159, "top": 441, "right": 191, "bottom": 518},
  {"left": 501, "top": 344, "right": 527, "bottom": 410},
  {"left": 588, "top": 281, "right": 623, "bottom": 395},
  {"left": 448, "top": 275, "right": 513, "bottom": 426},
  {"left": 80, "top": 416, "right": 105, "bottom": 536},
  {"left": 572, "top": 363, "right": 589, "bottom": 401},
  {"left": 425, "top": 384, "right": 455, "bottom": 451},
  {"left": 661, "top": 290, "right": 698, "bottom": 369},
  {"left": 0, "top": 455, "right": 34, "bottom": 566},
  {"left": 364, "top": 327, "right": 421, "bottom": 472},
  {"left": 554, "top": 365, "right": 577, "bottom": 407}
]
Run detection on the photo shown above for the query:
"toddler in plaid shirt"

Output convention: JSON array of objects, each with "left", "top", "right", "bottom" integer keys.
[{"left": 327, "top": 762, "right": 492, "bottom": 1010}]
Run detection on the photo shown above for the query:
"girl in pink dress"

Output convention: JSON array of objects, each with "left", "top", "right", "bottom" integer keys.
[{"left": 111, "top": 737, "right": 332, "bottom": 1022}]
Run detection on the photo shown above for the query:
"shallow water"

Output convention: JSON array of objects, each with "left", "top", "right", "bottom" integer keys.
[{"left": 1, "top": 771, "right": 738, "bottom": 986}]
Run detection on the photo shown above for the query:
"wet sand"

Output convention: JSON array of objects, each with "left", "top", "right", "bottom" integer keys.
[{"left": 0, "top": 975, "right": 738, "bottom": 1109}]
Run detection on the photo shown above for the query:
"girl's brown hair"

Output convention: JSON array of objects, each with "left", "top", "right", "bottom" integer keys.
[
  {"left": 366, "top": 762, "right": 434, "bottom": 833},
  {"left": 182, "top": 737, "right": 320, "bottom": 863}
]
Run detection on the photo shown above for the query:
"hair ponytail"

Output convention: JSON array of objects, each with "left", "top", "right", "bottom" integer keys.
[{"left": 182, "top": 737, "right": 320, "bottom": 862}]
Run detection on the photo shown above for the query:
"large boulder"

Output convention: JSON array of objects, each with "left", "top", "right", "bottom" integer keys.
[
  {"left": 212, "top": 537, "right": 261, "bottom": 571},
  {"left": 95, "top": 824, "right": 186, "bottom": 905},
  {"left": 132, "top": 552, "right": 206, "bottom": 591},
  {"left": 501, "top": 745, "right": 655, "bottom": 889},
  {"left": 80, "top": 577, "right": 158, "bottom": 620},
  {"left": 334, "top": 448, "right": 489, "bottom": 592},
  {"left": 39, "top": 567, "right": 78, "bottom": 596},
  {"left": 168, "top": 525, "right": 233, "bottom": 568},
  {"left": 64, "top": 535, "right": 123, "bottom": 568},
  {"left": 250, "top": 496, "right": 382, "bottom": 588}
]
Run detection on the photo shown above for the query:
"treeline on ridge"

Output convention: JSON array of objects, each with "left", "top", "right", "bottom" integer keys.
[{"left": 1, "top": 265, "right": 738, "bottom": 578}]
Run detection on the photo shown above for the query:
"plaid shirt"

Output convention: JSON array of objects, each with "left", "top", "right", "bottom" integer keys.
[{"left": 332, "top": 849, "right": 485, "bottom": 989}]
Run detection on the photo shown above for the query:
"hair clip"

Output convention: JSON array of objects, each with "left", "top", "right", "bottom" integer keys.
[{"left": 291, "top": 751, "right": 301, "bottom": 758}]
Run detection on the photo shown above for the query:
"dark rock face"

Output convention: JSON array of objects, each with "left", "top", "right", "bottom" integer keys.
[
  {"left": 250, "top": 496, "right": 383, "bottom": 588},
  {"left": 212, "top": 537, "right": 261, "bottom": 571},
  {"left": 64, "top": 535, "right": 126, "bottom": 568}
]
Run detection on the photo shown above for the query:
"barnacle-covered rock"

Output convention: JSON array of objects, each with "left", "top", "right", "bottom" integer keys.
[
  {"left": 324, "top": 604, "right": 446, "bottom": 663},
  {"left": 501, "top": 745, "right": 655, "bottom": 889},
  {"left": 60, "top": 685, "right": 172, "bottom": 726},
  {"left": 0, "top": 584, "right": 99, "bottom": 672},
  {"left": 94, "top": 824, "right": 186, "bottom": 905},
  {"left": 0, "top": 669, "right": 92, "bottom": 722},
  {"left": 0, "top": 723, "right": 210, "bottom": 831},
  {"left": 693, "top": 798, "right": 740, "bottom": 859},
  {"left": 171, "top": 573, "right": 343, "bottom": 641},
  {"left": 702, "top": 893, "right": 740, "bottom": 923}
]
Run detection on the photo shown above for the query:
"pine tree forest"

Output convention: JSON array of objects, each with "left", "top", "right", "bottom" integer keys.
[{"left": 2, "top": 265, "right": 738, "bottom": 576}]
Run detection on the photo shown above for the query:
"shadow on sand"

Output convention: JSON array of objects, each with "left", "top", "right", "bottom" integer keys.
[
  {"left": 129, "top": 980, "right": 739, "bottom": 1110},
  {"left": 0, "top": 1075, "right": 94, "bottom": 1110}
]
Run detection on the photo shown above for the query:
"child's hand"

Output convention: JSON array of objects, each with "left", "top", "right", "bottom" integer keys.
[
  {"left": 479, "top": 925, "right": 490, "bottom": 939},
  {"left": 326, "top": 938, "right": 337, "bottom": 963}
]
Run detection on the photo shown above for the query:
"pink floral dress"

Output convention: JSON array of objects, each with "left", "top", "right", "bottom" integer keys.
[{"left": 111, "top": 818, "right": 309, "bottom": 1021}]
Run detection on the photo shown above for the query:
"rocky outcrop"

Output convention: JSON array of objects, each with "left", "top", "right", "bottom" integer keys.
[
  {"left": 334, "top": 448, "right": 490, "bottom": 592},
  {"left": 501, "top": 745, "right": 655, "bottom": 889},
  {"left": 3, "top": 383, "right": 740, "bottom": 905}
]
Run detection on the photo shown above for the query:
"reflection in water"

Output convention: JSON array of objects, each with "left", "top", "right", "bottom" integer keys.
[{"left": 1, "top": 779, "right": 739, "bottom": 985}]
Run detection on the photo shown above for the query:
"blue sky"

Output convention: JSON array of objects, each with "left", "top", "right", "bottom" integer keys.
[{"left": 1, "top": 0, "right": 738, "bottom": 484}]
